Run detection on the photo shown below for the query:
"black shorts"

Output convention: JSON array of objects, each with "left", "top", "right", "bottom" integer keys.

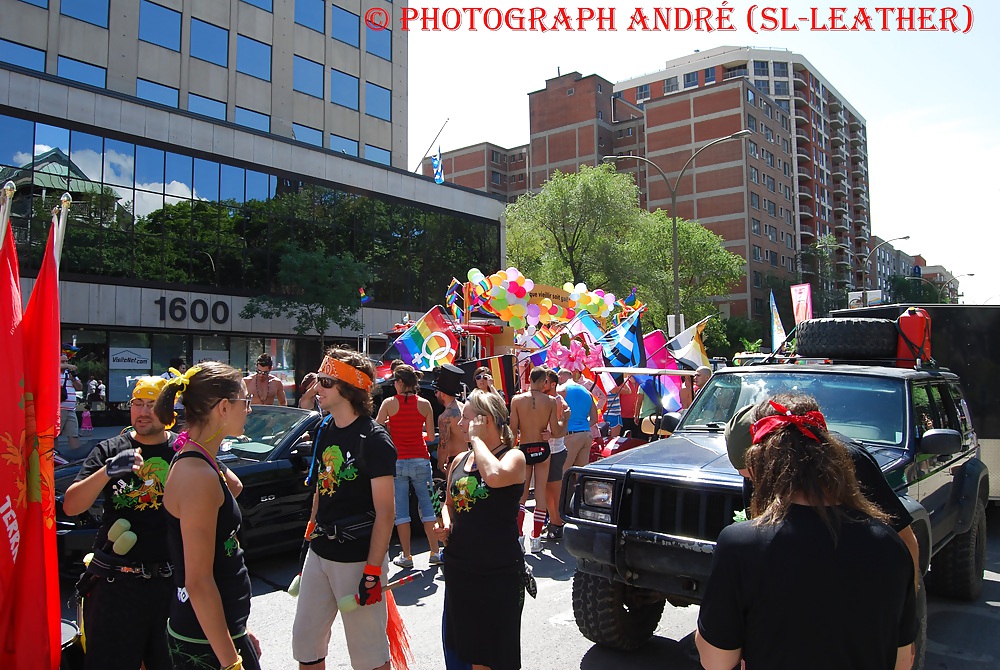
[
  {"left": 166, "top": 622, "right": 261, "bottom": 670},
  {"left": 81, "top": 573, "right": 174, "bottom": 670},
  {"left": 521, "top": 441, "right": 550, "bottom": 465},
  {"left": 547, "top": 450, "right": 567, "bottom": 483}
]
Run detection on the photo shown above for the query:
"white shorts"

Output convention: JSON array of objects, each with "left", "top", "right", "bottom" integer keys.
[
  {"left": 60, "top": 408, "right": 79, "bottom": 439},
  {"left": 291, "top": 551, "right": 390, "bottom": 669}
]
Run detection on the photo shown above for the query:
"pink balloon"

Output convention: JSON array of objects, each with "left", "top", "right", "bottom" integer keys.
[{"left": 523, "top": 278, "right": 534, "bottom": 292}]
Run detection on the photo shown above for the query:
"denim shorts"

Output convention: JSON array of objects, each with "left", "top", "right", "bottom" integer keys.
[{"left": 393, "top": 458, "right": 437, "bottom": 524}]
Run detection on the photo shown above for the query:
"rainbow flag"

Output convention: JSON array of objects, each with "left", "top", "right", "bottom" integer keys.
[
  {"left": 387, "top": 306, "right": 458, "bottom": 371},
  {"left": 358, "top": 287, "right": 373, "bottom": 305}
]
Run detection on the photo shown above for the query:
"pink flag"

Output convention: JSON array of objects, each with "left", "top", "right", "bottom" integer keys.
[{"left": 790, "top": 284, "right": 813, "bottom": 324}]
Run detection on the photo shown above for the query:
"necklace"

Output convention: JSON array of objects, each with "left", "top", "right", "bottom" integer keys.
[
  {"left": 255, "top": 376, "right": 271, "bottom": 404},
  {"left": 186, "top": 437, "right": 225, "bottom": 482}
]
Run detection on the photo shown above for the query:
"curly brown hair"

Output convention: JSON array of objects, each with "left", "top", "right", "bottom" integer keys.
[
  {"left": 323, "top": 346, "right": 375, "bottom": 416},
  {"left": 745, "top": 393, "right": 889, "bottom": 534}
]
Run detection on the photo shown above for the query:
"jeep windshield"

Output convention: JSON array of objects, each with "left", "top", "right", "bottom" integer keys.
[{"left": 679, "top": 371, "right": 906, "bottom": 447}]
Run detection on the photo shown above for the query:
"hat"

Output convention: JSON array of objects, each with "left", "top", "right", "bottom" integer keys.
[
  {"left": 725, "top": 403, "right": 756, "bottom": 470},
  {"left": 431, "top": 364, "right": 465, "bottom": 397},
  {"left": 132, "top": 376, "right": 168, "bottom": 400}
]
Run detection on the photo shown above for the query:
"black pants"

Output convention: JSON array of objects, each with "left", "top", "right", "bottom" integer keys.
[
  {"left": 81, "top": 574, "right": 174, "bottom": 670},
  {"left": 166, "top": 626, "right": 261, "bottom": 670}
]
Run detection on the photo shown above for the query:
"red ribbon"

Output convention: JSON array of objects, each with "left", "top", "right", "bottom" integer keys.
[{"left": 750, "top": 400, "right": 827, "bottom": 444}]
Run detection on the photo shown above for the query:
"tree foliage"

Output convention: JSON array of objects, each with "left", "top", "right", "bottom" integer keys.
[{"left": 887, "top": 274, "right": 944, "bottom": 303}]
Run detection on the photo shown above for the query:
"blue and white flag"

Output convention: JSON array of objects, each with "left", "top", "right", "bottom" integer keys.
[
  {"left": 431, "top": 147, "right": 444, "bottom": 184},
  {"left": 596, "top": 309, "right": 646, "bottom": 368},
  {"left": 770, "top": 290, "right": 787, "bottom": 352}
]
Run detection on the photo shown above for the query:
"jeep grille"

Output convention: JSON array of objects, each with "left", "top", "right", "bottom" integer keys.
[{"left": 627, "top": 480, "right": 742, "bottom": 542}]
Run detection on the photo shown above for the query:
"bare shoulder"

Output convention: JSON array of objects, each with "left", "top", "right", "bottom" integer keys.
[{"left": 165, "top": 457, "right": 223, "bottom": 509}]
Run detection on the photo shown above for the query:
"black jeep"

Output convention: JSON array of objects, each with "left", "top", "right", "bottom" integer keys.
[{"left": 561, "top": 358, "right": 988, "bottom": 663}]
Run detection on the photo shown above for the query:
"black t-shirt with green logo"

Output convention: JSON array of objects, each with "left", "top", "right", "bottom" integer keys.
[
  {"left": 75, "top": 431, "right": 177, "bottom": 563},
  {"left": 309, "top": 416, "right": 396, "bottom": 563}
]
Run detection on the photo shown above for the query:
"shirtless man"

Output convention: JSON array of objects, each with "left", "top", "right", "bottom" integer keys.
[
  {"left": 432, "top": 364, "right": 466, "bottom": 475},
  {"left": 510, "top": 366, "right": 560, "bottom": 553},
  {"left": 541, "top": 368, "right": 569, "bottom": 541},
  {"left": 244, "top": 353, "right": 287, "bottom": 406}
]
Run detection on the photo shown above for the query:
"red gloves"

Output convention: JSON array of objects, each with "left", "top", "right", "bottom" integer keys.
[{"left": 356, "top": 564, "right": 382, "bottom": 606}]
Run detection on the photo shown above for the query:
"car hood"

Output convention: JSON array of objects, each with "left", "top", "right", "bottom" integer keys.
[{"left": 591, "top": 430, "right": 742, "bottom": 485}]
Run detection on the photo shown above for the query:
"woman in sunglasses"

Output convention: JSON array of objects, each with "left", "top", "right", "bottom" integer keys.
[
  {"left": 156, "top": 362, "right": 261, "bottom": 670},
  {"left": 474, "top": 366, "right": 506, "bottom": 404}
]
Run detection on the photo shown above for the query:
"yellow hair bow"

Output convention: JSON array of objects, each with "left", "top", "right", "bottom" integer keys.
[{"left": 169, "top": 365, "right": 203, "bottom": 392}]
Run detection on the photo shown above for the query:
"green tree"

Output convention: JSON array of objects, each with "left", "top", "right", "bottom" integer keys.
[
  {"left": 798, "top": 234, "right": 847, "bottom": 317},
  {"left": 240, "top": 248, "right": 373, "bottom": 349},
  {"left": 887, "top": 274, "right": 943, "bottom": 303}
]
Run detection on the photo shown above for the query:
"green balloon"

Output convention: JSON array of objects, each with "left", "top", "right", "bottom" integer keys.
[{"left": 493, "top": 297, "right": 508, "bottom": 311}]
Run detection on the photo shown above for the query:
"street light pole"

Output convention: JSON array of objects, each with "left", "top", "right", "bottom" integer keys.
[
  {"left": 861, "top": 234, "right": 910, "bottom": 306},
  {"left": 603, "top": 128, "right": 751, "bottom": 335},
  {"left": 941, "top": 273, "right": 975, "bottom": 303},
  {"left": 905, "top": 275, "right": 946, "bottom": 303}
]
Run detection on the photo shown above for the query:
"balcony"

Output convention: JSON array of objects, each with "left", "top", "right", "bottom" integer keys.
[
  {"left": 830, "top": 115, "right": 844, "bottom": 130},
  {"left": 800, "top": 224, "right": 816, "bottom": 238},
  {"left": 798, "top": 186, "right": 813, "bottom": 199},
  {"left": 794, "top": 105, "right": 810, "bottom": 125},
  {"left": 796, "top": 128, "right": 811, "bottom": 142},
  {"left": 793, "top": 90, "right": 811, "bottom": 105},
  {"left": 799, "top": 207, "right": 814, "bottom": 219},
  {"left": 849, "top": 117, "right": 862, "bottom": 130},
  {"left": 793, "top": 71, "right": 810, "bottom": 88},
  {"left": 835, "top": 218, "right": 851, "bottom": 232},
  {"left": 853, "top": 198, "right": 868, "bottom": 212},
  {"left": 854, "top": 213, "right": 869, "bottom": 226},
  {"left": 833, "top": 167, "right": 849, "bottom": 182},
  {"left": 831, "top": 132, "right": 845, "bottom": 147},
  {"left": 852, "top": 163, "right": 868, "bottom": 178},
  {"left": 828, "top": 98, "right": 843, "bottom": 112},
  {"left": 851, "top": 150, "right": 865, "bottom": 163},
  {"left": 833, "top": 182, "right": 849, "bottom": 197},
  {"left": 856, "top": 227, "right": 870, "bottom": 241},
  {"left": 850, "top": 131, "right": 865, "bottom": 146},
  {"left": 801, "top": 261, "right": 817, "bottom": 276},
  {"left": 797, "top": 147, "right": 813, "bottom": 162},
  {"left": 798, "top": 166, "right": 813, "bottom": 181},
  {"left": 832, "top": 149, "right": 847, "bottom": 165},
  {"left": 833, "top": 200, "right": 849, "bottom": 215}
]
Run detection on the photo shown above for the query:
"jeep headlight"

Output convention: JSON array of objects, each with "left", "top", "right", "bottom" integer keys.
[{"left": 582, "top": 480, "right": 614, "bottom": 508}]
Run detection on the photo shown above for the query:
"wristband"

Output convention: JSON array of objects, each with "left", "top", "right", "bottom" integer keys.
[
  {"left": 222, "top": 655, "right": 243, "bottom": 670},
  {"left": 363, "top": 563, "right": 381, "bottom": 576},
  {"left": 304, "top": 520, "right": 316, "bottom": 539}
]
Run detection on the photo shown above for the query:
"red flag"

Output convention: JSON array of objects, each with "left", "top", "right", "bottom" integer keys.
[
  {"left": 4, "top": 219, "right": 61, "bottom": 669},
  {"left": 0, "top": 223, "right": 27, "bottom": 630}
]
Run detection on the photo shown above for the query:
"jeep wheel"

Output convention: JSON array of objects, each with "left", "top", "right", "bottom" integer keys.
[
  {"left": 927, "top": 499, "right": 987, "bottom": 601},
  {"left": 795, "top": 318, "right": 898, "bottom": 359},
  {"left": 572, "top": 571, "right": 665, "bottom": 651}
]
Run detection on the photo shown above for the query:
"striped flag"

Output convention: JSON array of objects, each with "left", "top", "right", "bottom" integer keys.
[
  {"left": 386, "top": 306, "right": 458, "bottom": 371},
  {"left": 596, "top": 309, "right": 646, "bottom": 368},
  {"left": 566, "top": 311, "right": 606, "bottom": 346},
  {"left": 635, "top": 330, "right": 682, "bottom": 413},
  {"left": 459, "top": 355, "right": 517, "bottom": 401},
  {"left": 358, "top": 287, "right": 373, "bottom": 305},
  {"left": 666, "top": 316, "right": 712, "bottom": 371},
  {"left": 431, "top": 147, "right": 444, "bottom": 184},
  {"left": 769, "top": 290, "right": 786, "bottom": 352}
]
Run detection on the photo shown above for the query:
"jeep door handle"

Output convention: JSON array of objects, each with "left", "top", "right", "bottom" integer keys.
[{"left": 260, "top": 494, "right": 276, "bottom": 503}]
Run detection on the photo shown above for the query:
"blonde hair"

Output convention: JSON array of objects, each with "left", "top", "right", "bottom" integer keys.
[{"left": 465, "top": 389, "right": 513, "bottom": 449}]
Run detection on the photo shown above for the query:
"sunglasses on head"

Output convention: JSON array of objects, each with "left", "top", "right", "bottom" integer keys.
[{"left": 317, "top": 377, "right": 338, "bottom": 389}]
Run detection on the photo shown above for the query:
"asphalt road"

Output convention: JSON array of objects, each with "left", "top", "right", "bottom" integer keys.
[{"left": 60, "top": 507, "right": 1000, "bottom": 669}]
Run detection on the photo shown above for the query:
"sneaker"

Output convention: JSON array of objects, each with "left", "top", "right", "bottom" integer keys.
[
  {"left": 543, "top": 524, "right": 564, "bottom": 541},
  {"left": 392, "top": 553, "right": 414, "bottom": 569},
  {"left": 428, "top": 551, "right": 444, "bottom": 566},
  {"left": 530, "top": 536, "right": 542, "bottom": 553}
]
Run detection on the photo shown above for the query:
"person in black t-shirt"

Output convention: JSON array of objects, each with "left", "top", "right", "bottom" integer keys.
[
  {"left": 64, "top": 376, "right": 178, "bottom": 670},
  {"left": 697, "top": 394, "right": 917, "bottom": 670},
  {"left": 292, "top": 347, "right": 396, "bottom": 670}
]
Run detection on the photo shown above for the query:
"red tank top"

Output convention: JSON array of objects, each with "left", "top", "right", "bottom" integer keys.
[{"left": 388, "top": 395, "right": 429, "bottom": 460}]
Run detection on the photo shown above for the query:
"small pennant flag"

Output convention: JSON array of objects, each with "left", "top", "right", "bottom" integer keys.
[
  {"left": 770, "top": 290, "right": 787, "bottom": 352},
  {"left": 359, "top": 287, "right": 373, "bottom": 305},
  {"left": 431, "top": 147, "right": 445, "bottom": 184}
]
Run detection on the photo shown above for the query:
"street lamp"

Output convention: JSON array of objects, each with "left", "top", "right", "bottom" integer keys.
[
  {"left": 941, "top": 273, "right": 974, "bottom": 303},
  {"left": 905, "top": 275, "right": 946, "bottom": 302},
  {"left": 603, "top": 128, "right": 751, "bottom": 335},
  {"left": 860, "top": 235, "right": 910, "bottom": 306}
]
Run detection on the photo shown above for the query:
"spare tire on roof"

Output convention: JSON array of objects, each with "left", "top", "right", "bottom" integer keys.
[{"left": 795, "top": 317, "right": 898, "bottom": 359}]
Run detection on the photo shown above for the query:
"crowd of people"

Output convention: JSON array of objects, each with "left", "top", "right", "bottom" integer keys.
[{"left": 63, "top": 345, "right": 917, "bottom": 670}]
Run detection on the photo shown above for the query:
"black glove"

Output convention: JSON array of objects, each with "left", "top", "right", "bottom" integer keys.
[
  {"left": 105, "top": 449, "right": 139, "bottom": 477},
  {"left": 357, "top": 564, "right": 383, "bottom": 606}
]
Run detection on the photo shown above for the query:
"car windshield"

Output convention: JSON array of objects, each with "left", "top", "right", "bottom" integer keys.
[
  {"left": 219, "top": 409, "right": 312, "bottom": 462},
  {"left": 679, "top": 371, "right": 907, "bottom": 447}
]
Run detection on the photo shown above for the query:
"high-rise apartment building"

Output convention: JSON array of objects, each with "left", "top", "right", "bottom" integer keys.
[{"left": 0, "top": 0, "right": 504, "bottom": 402}]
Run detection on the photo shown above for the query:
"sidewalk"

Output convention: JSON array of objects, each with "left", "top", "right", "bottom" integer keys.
[{"left": 57, "top": 424, "right": 129, "bottom": 461}]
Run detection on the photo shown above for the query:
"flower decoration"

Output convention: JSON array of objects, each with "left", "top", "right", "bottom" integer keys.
[{"left": 548, "top": 338, "right": 605, "bottom": 372}]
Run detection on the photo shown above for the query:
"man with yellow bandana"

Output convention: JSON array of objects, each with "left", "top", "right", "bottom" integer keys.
[{"left": 64, "top": 376, "right": 179, "bottom": 670}]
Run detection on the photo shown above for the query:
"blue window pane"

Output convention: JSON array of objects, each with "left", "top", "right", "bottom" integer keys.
[
  {"left": 331, "top": 6, "right": 360, "bottom": 47},
  {"left": 139, "top": 1, "right": 181, "bottom": 51},
  {"left": 194, "top": 159, "right": 219, "bottom": 201},
  {"left": 104, "top": 138, "right": 135, "bottom": 188},
  {"left": 61, "top": 0, "right": 109, "bottom": 28},
  {"left": 0, "top": 38, "right": 45, "bottom": 72},
  {"left": 137, "top": 79, "right": 179, "bottom": 108},
  {"left": 366, "top": 27, "right": 391, "bottom": 61},
  {"left": 220, "top": 164, "right": 245, "bottom": 203},
  {"left": 365, "top": 82, "right": 391, "bottom": 121},
  {"left": 188, "top": 93, "right": 227, "bottom": 120},
  {"left": 135, "top": 145, "right": 164, "bottom": 191},
  {"left": 235, "top": 107, "right": 270, "bottom": 133},
  {"left": 0, "top": 114, "right": 35, "bottom": 168},
  {"left": 237, "top": 35, "right": 271, "bottom": 81},
  {"left": 245, "top": 170, "right": 270, "bottom": 202},
  {"left": 241, "top": 0, "right": 272, "bottom": 11},
  {"left": 165, "top": 152, "right": 192, "bottom": 198},
  {"left": 33, "top": 123, "right": 68, "bottom": 177},
  {"left": 292, "top": 123, "right": 322, "bottom": 147},
  {"left": 293, "top": 56, "right": 323, "bottom": 98},
  {"left": 365, "top": 145, "right": 390, "bottom": 166},
  {"left": 295, "top": 0, "right": 324, "bottom": 32},
  {"left": 57, "top": 56, "right": 106, "bottom": 89},
  {"left": 18, "top": 0, "right": 48, "bottom": 7},
  {"left": 190, "top": 19, "right": 228, "bottom": 67},
  {"left": 330, "top": 69, "right": 358, "bottom": 110},
  {"left": 329, "top": 134, "right": 358, "bottom": 157},
  {"left": 69, "top": 131, "right": 103, "bottom": 190}
]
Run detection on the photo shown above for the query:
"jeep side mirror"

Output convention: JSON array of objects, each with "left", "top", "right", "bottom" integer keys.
[
  {"left": 660, "top": 412, "right": 682, "bottom": 433},
  {"left": 918, "top": 428, "right": 962, "bottom": 455}
]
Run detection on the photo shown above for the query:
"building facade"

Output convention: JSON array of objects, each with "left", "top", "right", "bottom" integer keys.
[{"left": 1, "top": 0, "right": 504, "bottom": 405}]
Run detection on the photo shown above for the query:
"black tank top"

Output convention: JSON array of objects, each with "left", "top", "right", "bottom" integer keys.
[
  {"left": 165, "top": 451, "right": 251, "bottom": 637},
  {"left": 444, "top": 447, "right": 523, "bottom": 574}
]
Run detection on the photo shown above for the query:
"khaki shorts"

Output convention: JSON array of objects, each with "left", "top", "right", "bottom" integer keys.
[
  {"left": 292, "top": 551, "right": 390, "bottom": 669},
  {"left": 565, "top": 431, "right": 592, "bottom": 468},
  {"left": 60, "top": 408, "right": 79, "bottom": 439}
]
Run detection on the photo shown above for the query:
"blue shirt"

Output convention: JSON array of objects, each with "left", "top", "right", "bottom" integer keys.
[{"left": 564, "top": 381, "right": 594, "bottom": 432}]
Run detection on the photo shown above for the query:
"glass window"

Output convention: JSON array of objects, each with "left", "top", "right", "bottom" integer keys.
[
  {"left": 139, "top": 1, "right": 181, "bottom": 51},
  {"left": 366, "top": 26, "right": 391, "bottom": 61},
  {"left": 773, "top": 62, "right": 789, "bottom": 78},
  {"left": 18, "top": 0, "right": 48, "bottom": 7},
  {"left": 704, "top": 67, "right": 715, "bottom": 84},
  {"left": 68, "top": 130, "right": 103, "bottom": 191},
  {"left": 0, "top": 38, "right": 45, "bottom": 72},
  {"left": 636, "top": 83, "right": 650, "bottom": 101},
  {"left": 0, "top": 114, "right": 33, "bottom": 169},
  {"left": 165, "top": 152, "right": 193, "bottom": 198},
  {"left": 241, "top": 0, "right": 272, "bottom": 11},
  {"left": 755, "top": 79, "right": 770, "bottom": 94},
  {"left": 365, "top": 145, "right": 390, "bottom": 166},
  {"left": 331, "top": 6, "right": 360, "bottom": 47},
  {"left": 293, "top": 55, "right": 323, "bottom": 98},
  {"left": 663, "top": 77, "right": 677, "bottom": 93},
  {"left": 683, "top": 71, "right": 698, "bottom": 88},
  {"left": 245, "top": 169, "right": 274, "bottom": 202},
  {"left": 194, "top": 159, "right": 220, "bottom": 201},
  {"left": 292, "top": 123, "right": 322, "bottom": 147},
  {"left": 137, "top": 79, "right": 179, "bottom": 108},
  {"left": 190, "top": 19, "right": 229, "bottom": 67},
  {"left": 57, "top": 56, "right": 106, "bottom": 88},
  {"left": 237, "top": 35, "right": 271, "bottom": 81},
  {"left": 102, "top": 138, "right": 135, "bottom": 188},
  {"left": 330, "top": 69, "right": 359, "bottom": 110},
  {"left": 235, "top": 107, "right": 270, "bottom": 132},
  {"left": 220, "top": 164, "right": 245, "bottom": 203},
  {"left": 751, "top": 218, "right": 761, "bottom": 235},
  {"left": 61, "top": 0, "right": 109, "bottom": 28},
  {"left": 753, "top": 60, "right": 769, "bottom": 77},
  {"left": 329, "top": 133, "right": 358, "bottom": 156},
  {"left": 773, "top": 80, "right": 789, "bottom": 96},
  {"left": 295, "top": 0, "right": 324, "bottom": 32},
  {"left": 188, "top": 93, "right": 227, "bottom": 120},
  {"left": 135, "top": 145, "right": 165, "bottom": 192},
  {"left": 365, "top": 82, "right": 391, "bottom": 121}
]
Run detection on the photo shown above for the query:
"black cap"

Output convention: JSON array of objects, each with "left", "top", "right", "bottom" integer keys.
[{"left": 431, "top": 364, "right": 465, "bottom": 396}]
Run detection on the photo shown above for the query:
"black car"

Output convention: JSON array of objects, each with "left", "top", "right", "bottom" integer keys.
[{"left": 55, "top": 406, "right": 322, "bottom": 565}]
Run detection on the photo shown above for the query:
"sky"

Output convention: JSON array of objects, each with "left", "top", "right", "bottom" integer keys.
[{"left": 405, "top": 0, "right": 1000, "bottom": 304}]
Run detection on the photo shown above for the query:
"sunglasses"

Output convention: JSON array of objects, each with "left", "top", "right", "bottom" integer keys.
[
  {"left": 232, "top": 396, "right": 253, "bottom": 410},
  {"left": 256, "top": 368, "right": 271, "bottom": 374},
  {"left": 475, "top": 374, "right": 491, "bottom": 381},
  {"left": 317, "top": 377, "right": 338, "bottom": 389}
]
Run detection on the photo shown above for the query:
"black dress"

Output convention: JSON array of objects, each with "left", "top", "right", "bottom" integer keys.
[{"left": 443, "top": 447, "right": 525, "bottom": 670}]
